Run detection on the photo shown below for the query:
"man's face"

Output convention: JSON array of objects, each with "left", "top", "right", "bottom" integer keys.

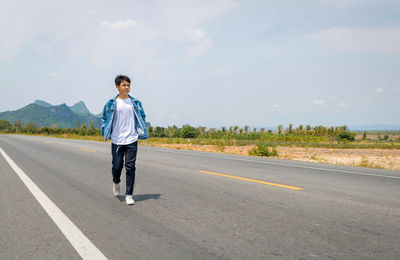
[{"left": 116, "top": 80, "right": 131, "bottom": 97}]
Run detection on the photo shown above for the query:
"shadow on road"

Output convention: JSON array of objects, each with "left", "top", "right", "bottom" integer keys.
[{"left": 117, "top": 193, "right": 161, "bottom": 202}]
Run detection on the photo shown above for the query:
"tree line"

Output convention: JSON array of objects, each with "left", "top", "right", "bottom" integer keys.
[
  {"left": 0, "top": 120, "right": 356, "bottom": 142},
  {"left": 0, "top": 120, "right": 100, "bottom": 136},
  {"left": 148, "top": 124, "right": 355, "bottom": 142}
]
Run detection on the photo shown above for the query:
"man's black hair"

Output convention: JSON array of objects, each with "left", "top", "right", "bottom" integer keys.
[{"left": 115, "top": 75, "right": 131, "bottom": 86}]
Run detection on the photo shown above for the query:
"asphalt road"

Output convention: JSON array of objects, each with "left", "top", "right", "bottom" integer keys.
[{"left": 0, "top": 134, "right": 399, "bottom": 260}]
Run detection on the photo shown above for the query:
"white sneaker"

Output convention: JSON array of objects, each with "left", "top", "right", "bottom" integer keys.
[
  {"left": 126, "top": 195, "right": 135, "bottom": 205},
  {"left": 113, "top": 183, "right": 120, "bottom": 196}
]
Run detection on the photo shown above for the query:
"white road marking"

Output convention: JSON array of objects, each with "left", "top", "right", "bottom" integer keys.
[
  {"left": 142, "top": 146, "right": 400, "bottom": 180},
  {"left": 0, "top": 147, "right": 108, "bottom": 260}
]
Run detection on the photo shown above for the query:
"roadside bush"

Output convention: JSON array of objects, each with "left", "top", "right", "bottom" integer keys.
[
  {"left": 248, "top": 143, "right": 278, "bottom": 157},
  {"left": 24, "top": 122, "right": 37, "bottom": 134},
  {"left": 0, "top": 120, "right": 12, "bottom": 132},
  {"left": 180, "top": 125, "right": 199, "bottom": 138},
  {"left": 337, "top": 131, "right": 356, "bottom": 142}
]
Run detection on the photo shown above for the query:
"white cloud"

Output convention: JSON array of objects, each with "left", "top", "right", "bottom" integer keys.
[
  {"left": 273, "top": 104, "right": 281, "bottom": 108},
  {"left": 49, "top": 72, "right": 60, "bottom": 78},
  {"left": 305, "top": 27, "right": 400, "bottom": 54},
  {"left": 0, "top": 1, "right": 237, "bottom": 63},
  {"left": 313, "top": 100, "right": 325, "bottom": 105},
  {"left": 338, "top": 102, "right": 346, "bottom": 108},
  {"left": 184, "top": 28, "right": 213, "bottom": 61},
  {"left": 189, "top": 28, "right": 207, "bottom": 41},
  {"left": 375, "top": 87, "right": 384, "bottom": 93},
  {"left": 101, "top": 19, "right": 137, "bottom": 30},
  {"left": 184, "top": 38, "right": 213, "bottom": 60}
]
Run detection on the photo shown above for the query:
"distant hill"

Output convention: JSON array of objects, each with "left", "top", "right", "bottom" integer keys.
[
  {"left": 0, "top": 101, "right": 101, "bottom": 128},
  {"left": 34, "top": 100, "right": 53, "bottom": 108},
  {"left": 70, "top": 101, "right": 91, "bottom": 115}
]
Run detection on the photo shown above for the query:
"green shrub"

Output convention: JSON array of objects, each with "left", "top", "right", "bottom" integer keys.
[
  {"left": 0, "top": 120, "right": 12, "bottom": 132},
  {"left": 24, "top": 122, "right": 37, "bottom": 134},
  {"left": 337, "top": 131, "right": 355, "bottom": 142},
  {"left": 180, "top": 125, "right": 199, "bottom": 138},
  {"left": 248, "top": 143, "right": 278, "bottom": 157}
]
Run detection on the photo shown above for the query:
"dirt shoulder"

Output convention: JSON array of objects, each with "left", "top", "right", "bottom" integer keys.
[{"left": 141, "top": 142, "right": 400, "bottom": 171}]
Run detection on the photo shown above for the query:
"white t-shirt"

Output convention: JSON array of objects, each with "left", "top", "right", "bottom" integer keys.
[{"left": 111, "top": 98, "right": 138, "bottom": 145}]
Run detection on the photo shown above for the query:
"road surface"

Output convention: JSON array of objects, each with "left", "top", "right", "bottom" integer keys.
[{"left": 0, "top": 134, "right": 399, "bottom": 259}]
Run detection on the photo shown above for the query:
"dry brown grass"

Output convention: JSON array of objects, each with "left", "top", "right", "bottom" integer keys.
[
  {"left": 276, "top": 146, "right": 400, "bottom": 170},
  {"left": 141, "top": 142, "right": 400, "bottom": 171}
]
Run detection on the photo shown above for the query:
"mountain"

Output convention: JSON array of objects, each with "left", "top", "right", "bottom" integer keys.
[
  {"left": 70, "top": 101, "right": 91, "bottom": 115},
  {"left": 0, "top": 101, "right": 101, "bottom": 128},
  {"left": 34, "top": 100, "right": 53, "bottom": 107}
]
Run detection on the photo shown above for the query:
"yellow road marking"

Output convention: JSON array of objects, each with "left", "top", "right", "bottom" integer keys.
[
  {"left": 44, "top": 141, "right": 53, "bottom": 144},
  {"left": 199, "top": 171, "right": 303, "bottom": 191},
  {"left": 79, "top": 148, "right": 96, "bottom": 153}
]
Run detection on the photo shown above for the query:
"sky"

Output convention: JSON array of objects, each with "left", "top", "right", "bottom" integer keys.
[{"left": 0, "top": 0, "right": 399, "bottom": 128}]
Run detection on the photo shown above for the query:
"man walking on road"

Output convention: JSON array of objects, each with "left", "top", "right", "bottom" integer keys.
[{"left": 101, "top": 75, "right": 149, "bottom": 205}]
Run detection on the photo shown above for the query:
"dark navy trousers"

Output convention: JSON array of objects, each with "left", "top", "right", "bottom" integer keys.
[{"left": 111, "top": 141, "right": 138, "bottom": 195}]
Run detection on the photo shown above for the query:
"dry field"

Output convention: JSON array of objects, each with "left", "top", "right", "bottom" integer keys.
[
  {"left": 8, "top": 133, "right": 399, "bottom": 171},
  {"left": 355, "top": 133, "right": 400, "bottom": 141},
  {"left": 142, "top": 142, "right": 400, "bottom": 171}
]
